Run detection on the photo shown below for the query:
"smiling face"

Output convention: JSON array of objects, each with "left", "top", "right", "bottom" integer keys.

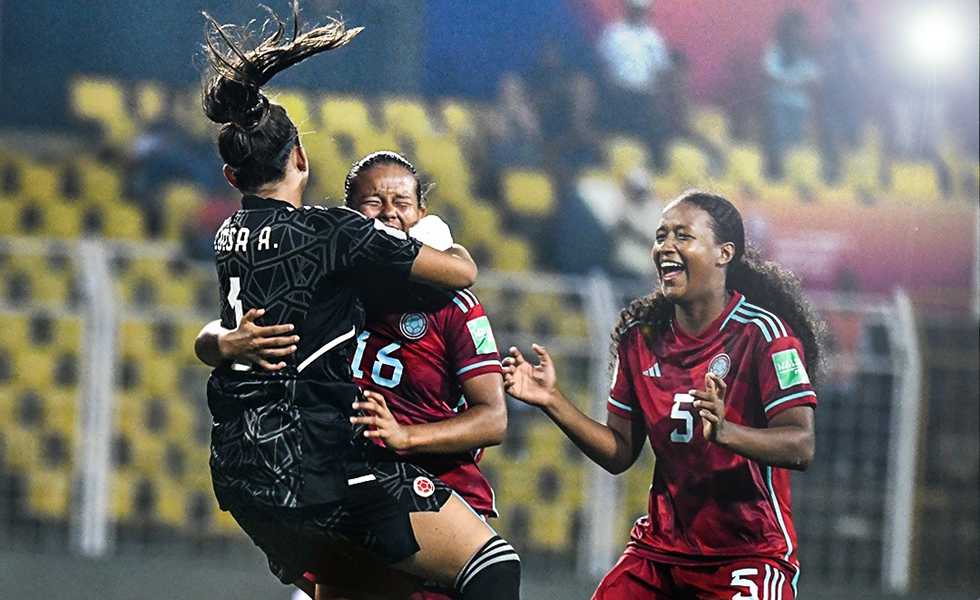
[
  {"left": 347, "top": 162, "right": 425, "bottom": 232},
  {"left": 653, "top": 200, "right": 734, "bottom": 303}
]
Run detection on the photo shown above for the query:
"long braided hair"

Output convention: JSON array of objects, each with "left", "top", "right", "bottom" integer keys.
[
  {"left": 201, "top": 1, "right": 361, "bottom": 192},
  {"left": 611, "top": 190, "right": 826, "bottom": 381}
]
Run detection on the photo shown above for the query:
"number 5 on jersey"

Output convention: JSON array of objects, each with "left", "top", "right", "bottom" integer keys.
[{"left": 670, "top": 393, "right": 695, "bottom": 443}]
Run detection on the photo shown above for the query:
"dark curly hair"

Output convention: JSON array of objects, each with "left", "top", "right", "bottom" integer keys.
[
  {"left": 201, "top": 1, "right": 361, "bottom": 192},
  {"left": 611, "top": 190, "right": 826, "bottom": 381}
]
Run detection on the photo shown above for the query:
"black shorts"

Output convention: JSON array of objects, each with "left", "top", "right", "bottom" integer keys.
[{"left": 229, "top": 458, "right": 452, "bottom": 584}]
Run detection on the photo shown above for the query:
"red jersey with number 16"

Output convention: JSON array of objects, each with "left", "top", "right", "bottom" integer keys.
[
  {"left": 607, "top": 291, "right": 816, "bottom": 572},
  {"left": 353, "top": 289, "right": 502, "bottom": 516}
]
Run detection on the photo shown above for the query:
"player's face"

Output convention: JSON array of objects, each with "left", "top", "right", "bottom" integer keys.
[
  {"left": 349, "top": 164, "right": 425, "bottom": 232},
  {"left": 652, "top": 201, "right": 726, "bottom": 303}
]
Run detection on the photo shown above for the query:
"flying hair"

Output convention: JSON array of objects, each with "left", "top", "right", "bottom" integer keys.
[{"left": 200, "top": 1, "right": 362, "bottom": 191}]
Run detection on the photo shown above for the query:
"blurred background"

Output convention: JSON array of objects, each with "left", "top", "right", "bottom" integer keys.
[{"left": 0, "top": 0, "right": 977, "bottom": 598}]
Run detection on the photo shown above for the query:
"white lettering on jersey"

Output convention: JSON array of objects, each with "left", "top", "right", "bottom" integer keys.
[
  {"left": 257, "top": 226, "right": 272, "bottom": 251},
  {"left": 234, "top": 227, "right": 250, "bottom": 252}
]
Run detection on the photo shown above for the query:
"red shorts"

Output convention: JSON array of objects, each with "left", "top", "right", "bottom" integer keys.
[{"left": 593, "top": 552, "right": 797, "bottom": 600}]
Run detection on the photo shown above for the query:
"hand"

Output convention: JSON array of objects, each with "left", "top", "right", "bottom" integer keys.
[
  {"left": 350, "top": 390, "right": 412, "bottom": 451},
  {"left": 409, "top": 215, "right": 454, "bottom": 250},
  {"left": 691, "top": 372, "right": 727, "bottom": 442},
  {"left": 501, "top": 344, "right": 559, "bottom": 410},
  {"left": 218, "top": 308, "right": 299, "bottom": 371}
]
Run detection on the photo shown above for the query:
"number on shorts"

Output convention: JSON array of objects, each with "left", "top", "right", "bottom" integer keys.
[
  {"left": 731, "top": 565, "right": 786, "bottom": 600},
  {"left": 670, "top": 393, "right": 694, "bottom": 443}
]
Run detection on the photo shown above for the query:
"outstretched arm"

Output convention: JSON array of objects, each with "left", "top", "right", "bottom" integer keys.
[
  {"left": 694, "top": 372, "right": 815, "bottom": 470},
  {"left": 409, "top": 244, "right": 478, "bottom": 289},
  {"left": 502, "top": 344, "right": 645, "bottom": 475}
]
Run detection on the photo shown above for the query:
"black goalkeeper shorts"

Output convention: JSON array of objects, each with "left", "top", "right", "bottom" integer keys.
[{"left": 228, "top": 457, "right": 452, "bottom": 584}]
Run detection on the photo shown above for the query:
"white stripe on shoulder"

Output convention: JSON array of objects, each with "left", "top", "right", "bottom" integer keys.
[
  {"left": 452, "top": 293, "right": 471, "bottom": 313},
  {"left": 735, "top": 307, "right": 781, "bottom": 340},
  {"left": 457, "top": 360, "right": 501, "bottom": 376},
  {"left": 741, "top": 301, "right": 788, "bottom": 337},
  {"left": 720, "top": 296, "right": 746, "bottom": 331},
  {"left": 730, "top": 313, "right": 773, "bottom": 343},
  {"left": 460, "top": 289, "right": 479, "bottom": 308}
]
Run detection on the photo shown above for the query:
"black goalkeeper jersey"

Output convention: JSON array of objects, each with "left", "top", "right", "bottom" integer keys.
[{"left": 207, "top": 195, "right": 423, "bottom": 510}]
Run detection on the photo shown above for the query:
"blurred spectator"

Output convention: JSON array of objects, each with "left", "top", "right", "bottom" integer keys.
[
  {"left": 817, "top": 0, "right": 872, "bottom": 181},
  {"left": 486, "top": 73, "right": 543, "bottom": 169},
  {"left": 596, "top": 0, "right": 672, "bottom": 166},
  {"left": 574, "top": 167, "right": 662, "bottom": 280},
  {"left": 762, "top": 10, "right": 821, "bottom": 179},
  {"left": 660, "top": 48, "right": 725, "bottom": 169}
]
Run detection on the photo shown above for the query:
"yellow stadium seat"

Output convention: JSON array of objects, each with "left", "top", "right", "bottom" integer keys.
[
  {"left": 154, "top": 477, "right": 188, "bottom": 527},
  {"left": 119, "top": 320, "right": 155, "bottom": 360},
  {"left": 725, "top": 145, "right": 766, "bottom": 191},
  {"left": 842, "top": 148, "right": 880, "bottom": 194},
  {"left": 21, "top": 162, "right": 63, "bottom": 204},
  {"left": 301, "top": 132, "right": 350, "bottom": 202},
  {"left": 159, "top": 277, "right": 195, "bottom": 311},
  {"left": 415, "top": 138, "right": 472, "bottom": 193},
  {"left": 605, "top": 137, "right": 649, "bottom": 181},
  {"left": 70, "top": 78, "right": 135, "bottom": 146},
  {"left": 441, "top": 100, "right": 476, "bottom": 138},
  {"left": 320, "top": 96, "right": 375, "bottom": 139},
  {"left": 76, "top": 158, "right": 124, "bottom": 203},
  {"left": 44, "top": 391, "right": 78, "bottom": 441},
  {"left": 273, "top": 90, "right": 315, "bottom": 131},
  {"left": 134, "top": 82, "right": 165, "bottom": 124},
  {"left": 212, "top": 505, "right": 241, "bottom": 535},
  {"left": 45, "top": 203, "right": 82, "bottom": 238},
  {"left": 491, "top": 236, "right": 532, "bottom": 272},
  {"left": 130, "top": 433, "right": 167, "bottom": 475},
  {"left": 501, "top": 170, "right": 555, "bottom": 217},
  {"left": 111, "top": 470, "right": 137, "bottom": 520},
  {"left": 0, "top": 314, "right": 30, "bottom": 348},
  {"left": 667, "top": 142, "right": 710, "bottom": 187},
  {"left": 53, "top": 317, "right": 83, "bottom": 351},
  {"left": 161, "top": 183, "right": 203, "bottom": 239},
  {"left": 26, "top": 468, "right": 72, "bottom": 519},
  {"left": 383, "top": 98, "right": 434, "bottom": 141},
  {"left": 691, "top": 106, "right": 730, "bottom": 148},
  {"left": 528, "top": 503, "right": 575, "bottom": 550},
  {"left": 890, "top": 162, "right": 941, "bottom": 203},
  {"left": 103, "top": 203, "right": 145, "bottom": 240},
  {"left": 784, "top": 147, "right": 824, "bottom": 192},
  {"left": 14, "top": 349, "right": 53, "bottom": 389},
  {"left": 4, "top": 424, "right": 41, "bottom": 470},
  {"left": 0, "top": 196, "right": 22, "bottom": 235}
]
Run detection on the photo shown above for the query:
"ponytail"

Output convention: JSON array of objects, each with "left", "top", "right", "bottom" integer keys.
[{"left": 201, "top": 1, "right": 361, "bottom": 191}]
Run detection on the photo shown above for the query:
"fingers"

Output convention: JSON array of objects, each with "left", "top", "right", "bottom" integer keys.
[
  {"left": 705, "top": 372, "right": 727, "bottom": 396},
  {"left": 531, "top": 343, "right": 550, "bottom": 364},
  {"left": 259, "top": 345, "right": 297, "bottom": 358},
  {"left": 253, "top": 323, "right": 296, "bottom": 337},
  {"left": 507, "top": 346, "right": 526, "bottom": 365},
  {"left": 688, "top": 389, "right": 713, "bottom": 401},
  {"left": 255, "top": 334, "right": 300, "bottom": 349},
  {"left": 255, "top": 358, "right": 288, "bottom": 371},
  {"left": 240, "top": 308, "right": 265, "bottom": 324},
  {"left": 698, "top": 409, "right": 720, "bottom": 423}
]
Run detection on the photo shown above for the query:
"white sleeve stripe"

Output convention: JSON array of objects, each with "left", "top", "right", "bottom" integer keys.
[
  {"left": 459, "top": 289, "right": 477, "bottom": 308},
  {"left": 742, "top": 300, "right": 789, "bottom": 337},
  {"left": 296, "top": 326, "right": 357, "bottom": 373},
  {"left": 457, "top": 360, "right": 501, "bottom": 375},
  {"left": 765, "top": 390, "right": 816, "bottom": 413},
  {"left": 607, "top": 396, "right": 633, "bottom": 412},
  {"left": 458, "top": 553, "right": 521, "bottom": 591},
  {"left": 452, "top": 295, "right": 470, "bottom": 313}
]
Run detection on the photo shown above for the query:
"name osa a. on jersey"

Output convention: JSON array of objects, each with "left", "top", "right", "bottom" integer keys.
[{"left": 215, "top": 225, "right": 277, "bottom": 253}]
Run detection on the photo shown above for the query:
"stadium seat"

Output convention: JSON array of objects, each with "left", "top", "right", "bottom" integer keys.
[
  {"left": 666, "top": 142, "right": 710, "bottom": 187},
  {"left": 382, "top": 98, "right": 435, "bottom": 141},
  {"left": 70, "top": 77, "right": 135, "bottom": 146},
  {"left": 784, "top": 147, "right": 824, "bottom": 192},
  {"left": 691, "top": 106, "right": 730, "bottom": 149},
  {"left": 26, "top": 468, "right": 72, "bottom": 519},
  {"left": 45, "top": 203, "right": 83, "bottom": 238},
  {"left": 4, "top": 423, "right": 41, "bottom": 470},
  {"left": 725, "top": 145, "right": 766, "bottom": 192},
  {"left": 890, "top": 162, "right": 941, "bottom": 203},
  {"left": 440, "top": 100, "right": 476, "bottom": 138},
  {"left": 103, "top": 203, "right": 145, "bottom": 240},
  {"left": 134, "top": 81, "right": 165, "bottom": 124},
  {"left": 605, "top": 137, "right": 649, "bottom": 181},
  {"left": 320, "top": 96, "right": 376, "bottom": 140},
  {"left": 20, "top": 162, "right": 63, "bottom": 205},
  {"left": 491, "top": 236, "right": 532, "bottom": 272},
  {"left": 0, "top": 195, "right": 22, "bottom": 235},
  {"left": 76, "top": 158, "right": 124, "bottom": 204},
  {"left": 110, "top": 469, "right": 137, "bottom": 520},
  {"left": 272, "top": 89, "right": 315, "bottom": 132},
  {"left": 154, "top": 476, "right": 188, "bottom": 527},
  {"left": 501, "top": 169, "right": 555, "bottom": 218}
]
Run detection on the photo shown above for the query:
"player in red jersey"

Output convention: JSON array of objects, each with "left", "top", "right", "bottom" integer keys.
[
  {"left": 504, "top": 190, "right": 824, "bottom": 600},
  {"left": 197, "top": 151, "right": 508, "bottom": 600}
]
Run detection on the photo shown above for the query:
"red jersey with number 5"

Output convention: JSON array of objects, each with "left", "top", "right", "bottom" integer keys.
[
  {"left": 352, "top": 289, "right": 502, "bottom": 516},
  {"left": 607, "top": 291, "right": 816, "bottom": 572}
]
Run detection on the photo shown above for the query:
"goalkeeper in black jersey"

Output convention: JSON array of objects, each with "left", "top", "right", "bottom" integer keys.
[{"left": 193, "top": 4, "right": 520, "bottom": 599}]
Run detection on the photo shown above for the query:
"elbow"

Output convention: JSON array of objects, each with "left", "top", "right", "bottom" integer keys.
[
  {"left": 791, "top": 433, "right": 815, "bottom": 471},
  {"left": 457, "top": 262, "right": 478, "bottom": 289},
  {"left": 483, "top": 405, "right": 507, "bottom": 447}
]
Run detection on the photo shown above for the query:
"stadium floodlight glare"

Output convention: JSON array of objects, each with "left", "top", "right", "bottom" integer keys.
[{"left": 901, "top": 5, "right": 967, "bottom": 73}]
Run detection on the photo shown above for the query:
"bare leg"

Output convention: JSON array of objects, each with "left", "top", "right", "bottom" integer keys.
[{"left": 392, "top": 494, "right": 496, "bottom": 586}]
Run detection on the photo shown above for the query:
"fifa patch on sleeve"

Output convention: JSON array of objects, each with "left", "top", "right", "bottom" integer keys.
[
  {"left": 467, "top": 316, "right": 498, "bottom": 355},
  {"left": 772, "top": 348, "right": 810, "bottom": 389}
]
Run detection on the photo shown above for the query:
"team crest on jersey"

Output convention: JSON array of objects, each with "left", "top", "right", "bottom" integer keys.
[
  {"left": 708, "top": 353, "right": 731, "bottom": 379},
  {"left": 413, "top": 476, "right": 435, "bottom": 498},
  {"left": 399, "top": 312, "right": 428, "bottom": 340}
]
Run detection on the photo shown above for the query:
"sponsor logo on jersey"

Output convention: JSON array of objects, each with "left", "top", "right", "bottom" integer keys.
[
  {"left": 399, "top": 312, "right": 428, "bottom": 340},
  {"left": 642, "top": 362, "right": 662, "bottom": 377},
  {"left": 466, "top": 316, "right": 498, "bottom": 354},
  {"left": 413, "top": 476, "right": 435, "bottom": 498},
  {"left": 772, "top": 348, "right": 810, "bottom": 389},
  {"left": 708, "top": 353, "right": 731, "bottom": 379}
]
